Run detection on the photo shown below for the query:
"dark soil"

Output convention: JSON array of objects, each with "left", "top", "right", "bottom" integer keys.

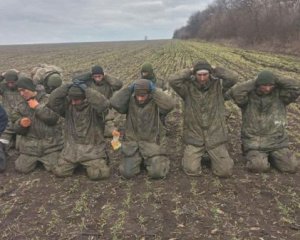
[{"left": 0, "top": 40, "right": 299, "bottom": 240}]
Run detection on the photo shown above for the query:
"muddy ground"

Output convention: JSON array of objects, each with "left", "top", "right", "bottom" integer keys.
[{"left": 0, "top": 40, "right": 299, "bottom": 240}]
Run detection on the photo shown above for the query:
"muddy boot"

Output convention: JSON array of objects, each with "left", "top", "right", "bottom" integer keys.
[{"left": 0, "top": 142, "right": 7, "bottom": 172}]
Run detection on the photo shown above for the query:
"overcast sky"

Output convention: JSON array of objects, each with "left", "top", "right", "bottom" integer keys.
[{"left": 0, "top": 0, "right": 214, "bottom": 45}]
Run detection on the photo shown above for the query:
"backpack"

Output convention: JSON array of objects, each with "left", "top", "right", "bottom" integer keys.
[{"left": 31, "top": 64, "right": 63, "bottom": 85}]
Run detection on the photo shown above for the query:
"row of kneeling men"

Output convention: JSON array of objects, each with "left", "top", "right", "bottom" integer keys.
[{"left": 0, "top": 60, "right": 299, "bottom": 180}]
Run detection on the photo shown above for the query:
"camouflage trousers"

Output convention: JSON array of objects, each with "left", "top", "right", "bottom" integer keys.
[
  {"left": 120, "top": 141, "right": 170, "bottom": 179},
  {"left": 182, "top": 144, "right": 234, "bottom": 177},
  {"left": 246, "top": 148, "right": 298, "bottom": 173},
  {"left": 15, "top": 151, "right": 60, "bottom": 174},
  {"left": 53, "top": 158, "right": 110, "bottom": 180}
]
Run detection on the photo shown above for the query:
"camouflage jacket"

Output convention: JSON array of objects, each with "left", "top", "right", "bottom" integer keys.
[
  {"left": 88, "top": 75, "right": 123, "bottom": 99},
  {"left": 0, "top": 83, "right": 24, "bottom": 118},
  {"left": 143, "top": 74, "right": 168, "bottom": 92},
  {"left": 48, "top": 85, "right": 110, "bottom": 162},
  {"left": 169, "top": 68, "right": 237, "bottom": 149},
  {"left": 13, "top": 92, "right": 63, "bottom": 156},
  {"left": 230, "top": 77, "right": 300, "bottom": 152},
  {"left": 31, "top": 64, "right": 63, "bottom": 85},
  {"left": 73, "top": 72, "right": 123, "bottom": 99},
  {"left": 110, "top": 87, "right": 175, "bottom": 144}
]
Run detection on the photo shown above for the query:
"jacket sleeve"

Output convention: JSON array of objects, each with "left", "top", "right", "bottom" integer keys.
[
  {"left": 229, "top": 79, "right": 256, "bottom": 107},
  {"left": 48, "top": 84, "right": 69, "bottom": 117},
  {"left": 104, "top": 75, "right": 123, "bottom": 91},
  {"left": 152, "top": 89, "right": 175, "bottom": 115},
  {"left": 0, "top": 83, "right": 6, "bottom": 95},
  {"left": 214, "top": 67, "right": 238, "bottom": 94},
  {"left": 11, "top": 107, "right": 29, "bottom": 136},
  {"left": 110, "top": 87, "right": 131, "bottom": 114},
  {"left": 277, "top": 77, "right": 300, "bottom": 105},
  {"left": 85, "top": 88, "right": 110, "bottom": 115},
  {"left": 156, "top": 77, "right": 168, "bottom": 91},
  {"left": 72, "top": 72, "right": 91, "bottom": 82},
  {"left": 162, "top": 79, "right": 169, "bottom": 92},
  {"left": 168, "top": 69, "right": 191, "bottom": 99},
  {"left": 0, "top": 105, "right": 8, "bottom": 133},
  {"left": 13, "top": 118, "right": 29, "bottom": 136},
  {"left": 35, "top": 96, "right": 60, "bottom": 126}
]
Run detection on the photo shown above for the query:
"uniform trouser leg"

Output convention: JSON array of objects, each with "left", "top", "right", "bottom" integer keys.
[
  {"left": 182, "top": 144, "right": 233, "bottom": 177},
  {"left": 270, "top": 148, "right": 298, "bottom": 173},
  {"left": 0, "top": 143, "right": 7, "bottom": 172},
  {"left": 145, "top": 155, "right": 170, "bottom": 179},
  {"left": 246, "top": 150, "right": 270, "bottom": 172},
  {"left": 16, "top": 152, "right": 60, "bottom": 174},
  {"left": 39, "top": 151, "right": 60, "bottom": 172},
  {"left": 182, "top": 144, "right": 205, "bottom": 176},
  {"left": 207, "top": 144, "right": 234, "bottom": 177},
  {"left": 81, "top": 158, "right": 110, "bottom": 180},
  {"left": 53, "top": 158, "right": 77, "bottom": 177},
  {"left": 119, "top": 150, "right": 142, "bottom": 179},
  {"left": 15, "top": 154, "right": 38, "bottom": 173}
]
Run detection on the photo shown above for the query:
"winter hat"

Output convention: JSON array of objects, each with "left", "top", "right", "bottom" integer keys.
[
  {"left": 255, "top": 70, "right": 276, "bottom": 86},
  {"left": 47, "top": 73, "right": 62, "bottom": 88},
  {"left": 193, "top": 60, "right": 213, "bottom": 74},
  {"left": 4, "top": 70, "right": 18, "bottom": 81},
  {"left": 91, "top": 65, "right": 104, "bottom": 75},
  {"left": 141, "top": 63, "right": 154, "bottom": 74},
  {"left": 68, "top": 85, "right": 85, "bottom": 99},
  {"left": 141, "top": 63, "right": 156, "bottom": 82},
  {"left": 134, "top": 79, "right": 151, "bottom": 95},
  {"left": 16, "top": 76, "right": 36, "bottom": 91}
]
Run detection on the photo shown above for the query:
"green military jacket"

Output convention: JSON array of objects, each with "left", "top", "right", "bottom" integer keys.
[
  {"left": 13, "top": 92, "right": 63, "bottom": 156},
  {"left": 110, "top": 87, "right": 175, "bottom": 153},
  {"left": 31, "top": 64, "right": 63, "bottom": 85},
  {"left": 143, "top": 74, "right": 168, "bottom": 92},
  {"left": 88, "top": 75, "right": 123, "bottom": 99},
  {"left": 0, "top": 83, "right": 24, "bottom": 118},
  {"left": 169, "top": 68, "right": 237, "bottom": 150},
  {"left": 48, "top": 85, "right": 110, "bottom": 162},
  {"left": 230, "top": 77, "right": 300, "bottom": 152},
  {"left": 73, "top": 72, "right": 123, "bottom": 99}
]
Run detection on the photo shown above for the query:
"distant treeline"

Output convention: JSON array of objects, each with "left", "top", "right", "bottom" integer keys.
[{"left": 173, "top": 0, "right": 300, "bottom": 45}]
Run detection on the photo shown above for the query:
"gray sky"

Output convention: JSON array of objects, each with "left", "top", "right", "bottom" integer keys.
[{"left": 0, "top": 0, "right": 213, "bottom": 45}]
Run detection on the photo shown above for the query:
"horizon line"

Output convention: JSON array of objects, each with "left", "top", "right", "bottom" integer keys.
[{"left": 0, "top": 38, "right": 174, "bottom": 47}]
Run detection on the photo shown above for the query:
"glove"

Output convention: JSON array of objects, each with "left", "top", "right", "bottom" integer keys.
[
  {"left": 149, "top": 81, "right": 156, "bottom": 92},
  {"left": 27, "top": 99, "right": 39, "bottom": 109},
  {"left": 73, "top": 79, "right": 87, "bottom": 91},
  {"left": 20, "top": 117, "right": 31, "bottom": 128}
]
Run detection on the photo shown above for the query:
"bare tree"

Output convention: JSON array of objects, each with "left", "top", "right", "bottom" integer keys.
[{"left": 173, "top": 0, "right": 300, "bottom": 46}]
